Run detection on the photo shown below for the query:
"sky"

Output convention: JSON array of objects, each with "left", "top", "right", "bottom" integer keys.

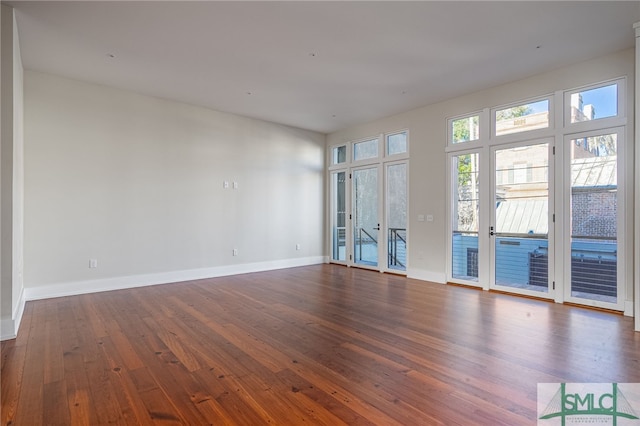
[{"left": 580, "top": 84, "right": 617, "bottom": 119}]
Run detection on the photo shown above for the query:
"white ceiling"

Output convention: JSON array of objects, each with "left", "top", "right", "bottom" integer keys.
[{"left": 9, "top": 1, "right": 640, "bottom": 134}]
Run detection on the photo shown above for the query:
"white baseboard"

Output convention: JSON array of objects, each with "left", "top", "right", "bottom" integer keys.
[
  {"left": 25, "top": 256, "right": 326, "bottom": 301},
  {"left": 1, "top": 287, "right": 26, "bottom": 341},
  {"left": 624, "top": 300, "right": 634, "bottom": 317},
  {"left": 406, "top": 268, "right": 446, "bottom": 284},
  {"left": 0, "top": 317, "right": 17, "bottom": 341}
]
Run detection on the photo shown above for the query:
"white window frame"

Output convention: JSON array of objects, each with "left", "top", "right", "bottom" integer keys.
[
  {"left": 445, "top": 77, "right": 628, "bottom": 312},
  {"left": 352, "top": 135, "right": 382, "bottom": 165},
  {"left": 562, "top": 126, "right": 627, "bottom": 312},
  {"left": 385, "top": 129, "right": 410, "bottom": 160},
  {"left": 446, "top": 149, "right": 484, "bottom": 288},
  {"left": 327, "top": 131, "right": 410, "bottom": 274},
  {"left": 491, "top": 95, "right": 554, "bottom": 143},
  {"left": 328, "top": 143, "right": 350, "bottom": 170},
  {"left": 447, "top": 112, "right": 482, "bottom": 148},
  {"left": 563, "top": 78, "right": 626, "bottom": 132},
  {"left": 490, "top": 138, "right": 555, "bottom": 300}
]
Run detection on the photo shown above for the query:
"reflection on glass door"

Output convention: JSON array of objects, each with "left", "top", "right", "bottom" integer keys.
[
  {"left": 330, "top": 171, "right": 347, "bottom": 262},
  {"left": 386, "top": 163, "right": 407, "bottom": 271},
  {"left": 568, "top": 132, "right": 618, "bottom": 304},
  {"left": 353, "top": 167, "right": 379, "bottom": 267},
  {"left": 493, "top": 142, "right": 550, "bottom": 295}
]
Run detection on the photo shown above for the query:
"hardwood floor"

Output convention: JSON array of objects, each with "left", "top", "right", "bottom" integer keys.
[{"left": 2, "top": 264, "right": 639, "bottom": 425}]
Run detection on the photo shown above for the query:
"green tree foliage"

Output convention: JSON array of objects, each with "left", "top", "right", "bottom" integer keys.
[
  {"left": 457, "top": 155, "right": 472, "bottom": 186},
  {"left": 496, "top": 105, "right": 532, "bottom": 120},
  {"left": 452, "top": 116, "right": 478, "bottom": 144}
]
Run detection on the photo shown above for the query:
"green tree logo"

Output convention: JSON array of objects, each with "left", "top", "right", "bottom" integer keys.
[{"left": 539, "top": 383, "right": 639, "bottom": 425}]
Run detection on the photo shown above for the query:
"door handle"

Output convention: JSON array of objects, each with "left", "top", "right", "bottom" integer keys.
[{"left": 373, "top": 224, "right": 380, "bottom": 231}]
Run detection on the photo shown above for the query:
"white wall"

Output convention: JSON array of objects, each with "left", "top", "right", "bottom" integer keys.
[
  {"left": 1, "top": 5, "right": 25, "bottom": 340},
  {"left": 23, "top": 71, "right": 326, "bottom": 299},
  {"left": 327, "top": 49, "right": 635, "bottom": 306}
]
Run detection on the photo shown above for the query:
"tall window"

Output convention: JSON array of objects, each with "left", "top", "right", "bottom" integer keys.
[
  {"left": 451, "top": 153, "right": 479, "bottom": 281},
  {"left": 568, "top": 132, "right": 619, "bottom": 304},
  {"left": 331, "top": 171, "right": 347, "bottom": 262}
]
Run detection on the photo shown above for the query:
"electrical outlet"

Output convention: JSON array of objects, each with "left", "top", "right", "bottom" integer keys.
[
  {"left": 223, "top": 181, "right": 229, "bottom": 189},
  {"left": 89, "top": 259, "right": 98, "bottom": 268},
  {"left": 233, "top": 248, "right": 238, "bottom": 256},
  {"left": 233, "top": 181, "right": 238, "bottom": 189},
  {"left": 296, "top": 243, "right": 301, "bottom": 250}
]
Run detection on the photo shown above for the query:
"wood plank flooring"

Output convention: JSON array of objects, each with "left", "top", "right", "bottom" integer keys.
[{"left": 2, "top": 264, "right": 640, "bottom": 425}]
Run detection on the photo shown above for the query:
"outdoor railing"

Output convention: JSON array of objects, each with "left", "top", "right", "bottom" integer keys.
[
  {"left": 357, "top": 227, "right": 377, "bottom": 262},
  {"left": 452, "top": 231, "right": 617, "bottom": 297},
  {"left": 388, "top": 228, "right": 406, "bottom": 268}
]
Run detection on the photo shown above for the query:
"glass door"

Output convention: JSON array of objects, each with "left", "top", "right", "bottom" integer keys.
[
  {"left": 564, "top": 129, "right": 622, "bottom": 309},
  {"left": 352, "top": 166, "right": 380, "bottom": 268},
  {"left": 491, "top": 141, "right": 553, "bottom": 298}
]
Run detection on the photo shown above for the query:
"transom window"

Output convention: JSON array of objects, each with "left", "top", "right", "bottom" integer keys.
[
  {"left": 387, "top": 132, "right": 407, "bottom": 156},
  {"left": 353, "top": 138, "right": 378, "bottom": 161},
  {"left": 567, "top": 82, "right": 619, "bottom": 124},
  {"left": 332, "top": 145, "right": 347, "bottom": 165},
  {"left": 494, "top": 99, "right": 550, "bottom": 136},
  {"left": 450, "top": 114, "right": 480, "bottom": 144}
]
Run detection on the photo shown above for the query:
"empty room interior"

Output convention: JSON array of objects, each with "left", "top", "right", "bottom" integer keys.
[{"left": 2, "top": 1, "right": 640, "bottom": 424}]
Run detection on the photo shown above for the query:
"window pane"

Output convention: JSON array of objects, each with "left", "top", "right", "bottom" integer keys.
[
  {"left": 451, "top": 115, "right": 479, "bottom": 144},
  {"left": 353, "top": 139, "right": 378, "bottom": 161},
  {"left": 387, "top": 132, "right": 407, "bottom": 155},
  {"left": 332, "top": 145, "right": 346, "bottom": 165},
  {"left": 570, "top": 133, "right": 617, "bottom": 303},
  {"left": 452, "top": 153, "right": 479, "bottom": 281},
  {"left": 495, "top": 100, "right": 549, "bottom": 136},
  {"left": 570, "top": 84, "right": 617, "bottom": 123},
  {"left": 331, "top": 172, "right": 347, "bottom": 261},
  {"left": 387, "top": 163, "right": 406, "bottom": 271}
]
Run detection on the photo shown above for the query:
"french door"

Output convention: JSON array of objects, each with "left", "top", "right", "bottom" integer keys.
[
  {"left": 447, "top": 80, "right": 627, "bottom": 311},
  {"left": 490, "top": 140, "right": 554, "bottom": 298},
  {"left": 330, "top": 162, "right": 407, "bottom": 273},
  {"left": 352, "top": 165, "right": 380, "bottom": 268},
  {"left": 451, "top": 133, "right": 625, "bottom": 308}
]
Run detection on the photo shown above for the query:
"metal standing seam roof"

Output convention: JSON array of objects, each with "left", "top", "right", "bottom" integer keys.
[
  {"left": 571, "top": 157, "right": 617, "bottom": 188},
  {"left": 496, "top": 157, "right": 615, "bottom": 234},
  {"left": 496, "top": 199, "right": 548, "bottom": 234}
]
